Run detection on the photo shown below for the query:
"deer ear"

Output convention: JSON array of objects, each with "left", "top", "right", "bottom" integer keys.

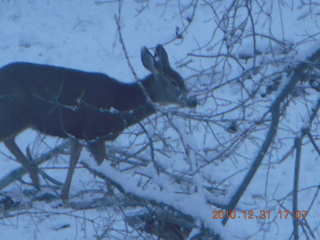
[
  {"left": 155, "top": 44, "right": 171, "bottom": 70},
  {"left": 141, "top": 47, "right": 158, "bottom": 74}
]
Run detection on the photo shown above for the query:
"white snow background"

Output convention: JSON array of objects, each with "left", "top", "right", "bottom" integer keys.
[{"left": 0, "top": 1, "right": 319, "bottom": 239}]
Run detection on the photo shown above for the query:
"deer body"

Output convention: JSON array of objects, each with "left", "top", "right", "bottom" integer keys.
[
  {"left": 0, "top": 62, "right": 155, "bottom": 141},
  {"left": 0, "top": 45, "right": 197, "bottom": 200}
]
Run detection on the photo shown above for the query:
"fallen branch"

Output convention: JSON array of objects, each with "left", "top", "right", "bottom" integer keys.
[{"left": 81, "top": 160, "right": 219, "bottom": 240}]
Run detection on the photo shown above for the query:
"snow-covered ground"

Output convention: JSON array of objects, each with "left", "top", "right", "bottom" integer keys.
[{"left": 0, "top": 1, "right": 319, "bottom": 239}]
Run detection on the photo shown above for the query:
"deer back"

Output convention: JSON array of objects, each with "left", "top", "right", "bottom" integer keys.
[{"left": 0, "top": 44, "right": 196, "bottom": 142}]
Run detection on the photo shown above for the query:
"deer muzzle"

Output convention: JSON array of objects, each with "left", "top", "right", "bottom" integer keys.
[{"left": 180, "top": 95, "right": 197, "bottom": 108}]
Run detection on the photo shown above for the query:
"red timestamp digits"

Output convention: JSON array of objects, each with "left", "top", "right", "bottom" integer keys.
[
  {"left": 212, "top": 210, "right": 308, "bottom": 220},
  {"left": 211, "top": 210, "right": 270, "bottom": 220},
  {"left": 278, "top": 210, "right": 308, "bottom": 219}
]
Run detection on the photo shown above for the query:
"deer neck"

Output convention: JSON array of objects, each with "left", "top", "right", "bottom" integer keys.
[{"left": 119, "top": 75, "right": 157, "bottom": 127}]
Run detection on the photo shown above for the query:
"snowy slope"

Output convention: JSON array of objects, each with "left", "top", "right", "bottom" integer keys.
[{"left": 0, "top": 1, "right": 319, "bottom": 240}]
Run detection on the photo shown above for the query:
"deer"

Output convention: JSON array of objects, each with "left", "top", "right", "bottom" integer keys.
[{"left": 0, "top": 44, "right": 197, "bottom": 200}]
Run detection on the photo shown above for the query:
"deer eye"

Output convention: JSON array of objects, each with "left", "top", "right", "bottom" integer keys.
[{"left": 169, "top": 80, "right": 178, "bottom": 88}]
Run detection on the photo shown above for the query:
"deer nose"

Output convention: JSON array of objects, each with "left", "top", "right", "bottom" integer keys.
[{"left": 185, "top": 96, "right": 197, "bottom": 108}]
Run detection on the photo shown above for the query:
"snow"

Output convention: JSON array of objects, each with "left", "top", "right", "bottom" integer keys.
[{"left": 0, "top": 0, "right": 319, "bottom": 239}]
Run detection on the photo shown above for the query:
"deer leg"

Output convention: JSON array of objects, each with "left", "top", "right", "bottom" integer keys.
[
  {"left": 86, "top": 139, "right": 106, "bottom": 165},
  {"left": 61, "top": 138, "right": 82, "bottom": 201},
  {"left": 4, "top": 137, "right": 39, "bottom": 189},
  {"left": 87, "top": 139, "right": 115, "bottom": 195}
]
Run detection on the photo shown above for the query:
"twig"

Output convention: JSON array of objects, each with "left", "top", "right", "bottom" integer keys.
[{"left": 293, "top": 137, "right": 302, "bottom": 239}]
